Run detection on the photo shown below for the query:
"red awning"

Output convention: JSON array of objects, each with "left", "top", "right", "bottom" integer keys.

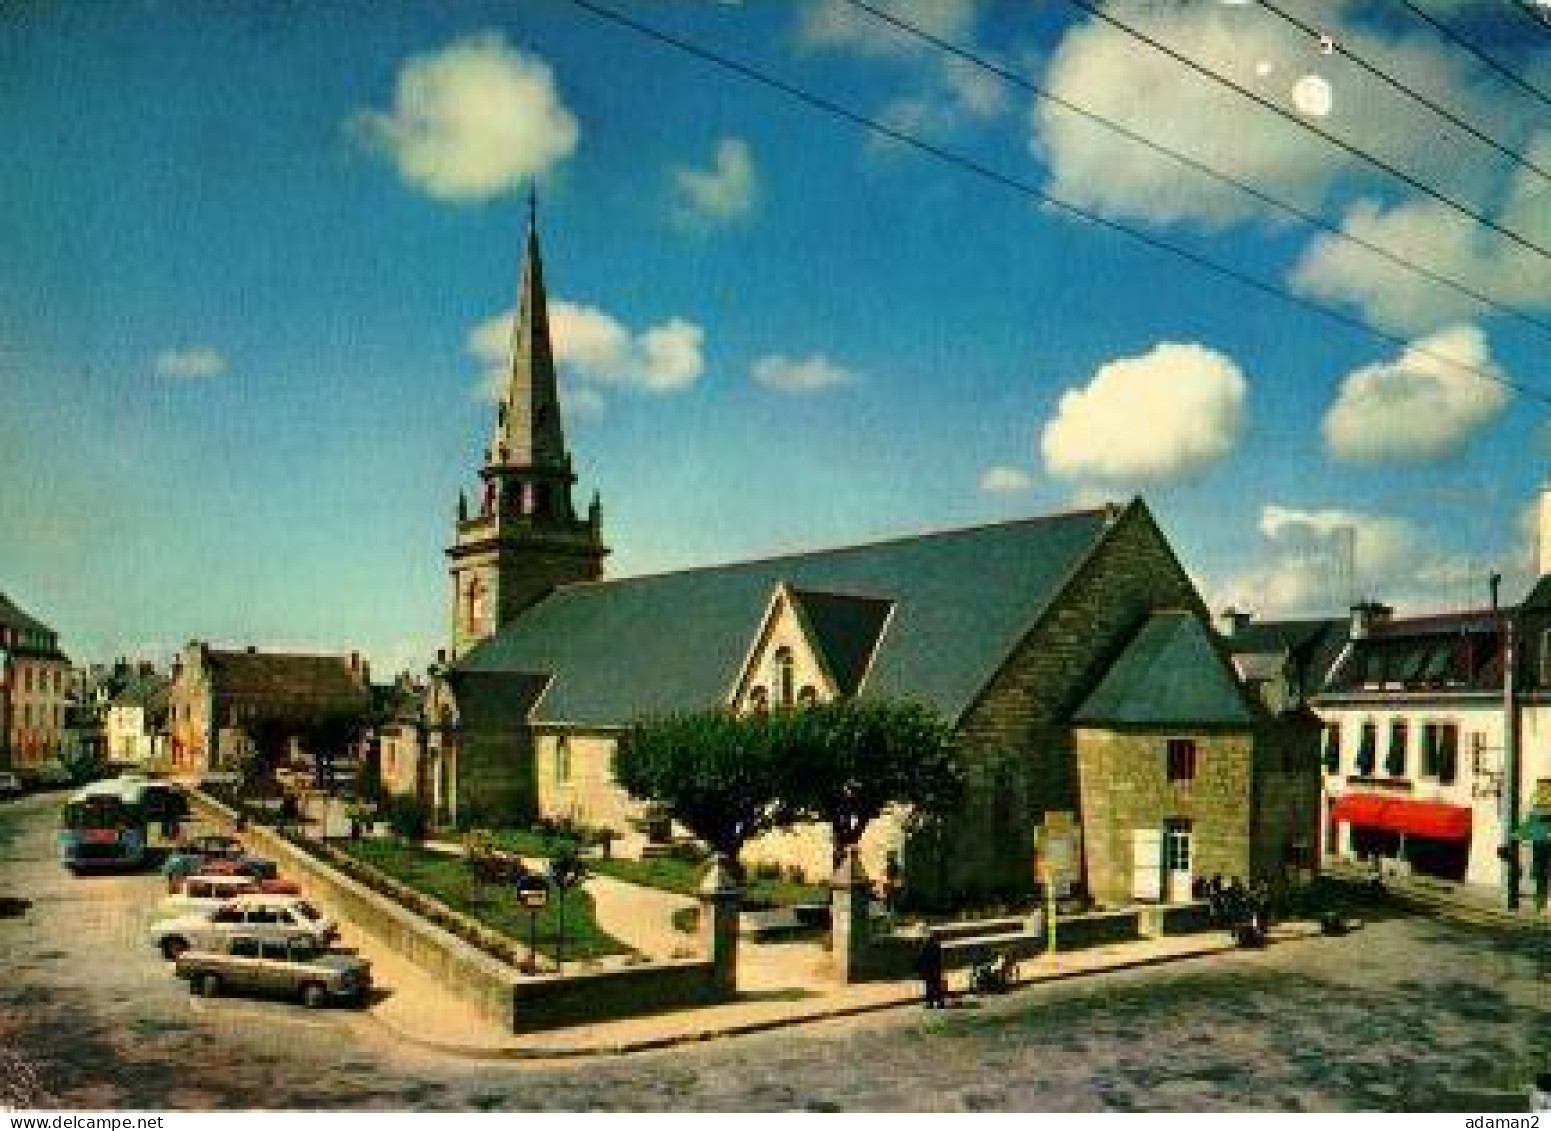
[{"left": 1330, "top": 794, "right": 1472, "bottom": 840}]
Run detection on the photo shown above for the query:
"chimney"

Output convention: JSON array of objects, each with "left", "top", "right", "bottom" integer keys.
[
  {"left": 1217, "top": 607, "right": 1251, "bottom": 640},
  {"left": 245, "top": 644, "right": 258, "bottom": 654},
  {"left": 1539, "top": 484, "right": 1551, "bottom": 578},
  {"left": 1490, "top": 572, "right": 1503, "bottom": 612},
  {"left": 1349, "top": 600, "right": 1392, "bottom": 640}
]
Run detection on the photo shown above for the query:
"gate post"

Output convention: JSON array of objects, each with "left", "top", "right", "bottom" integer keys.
[
  {"left": 829, "top": 847, "right": 871, "bottom": 984},
  {"left": 698, "top": 853, "right": 742, "bottom": 997}
]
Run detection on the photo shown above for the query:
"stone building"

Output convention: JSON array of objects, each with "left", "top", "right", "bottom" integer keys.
[
  {"left": 0, "top": 591, "right": 71, "bottom": 775},
  {"left": 166, "top": 642, "right": 373, "bottom": 777},
  {"left": 426, "top": 205, "right": 1321, "bottom": 905}
]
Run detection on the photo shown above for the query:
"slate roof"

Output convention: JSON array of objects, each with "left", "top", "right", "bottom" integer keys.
[
  {"left": 454, "top": 506, "right": 1122, "bottom": 727},
  {"left": 787, "top": 588, "right": 894, "bottom": 697},
  {"left": 1074, "top": 611, "right": 1256, "bottom": 726},
  {"left": 0, "top": 591, "right": 63, "bottom": 657},
  {"left": 1319, "top": 607, "right": 1544, "bottom": 695},
  {"left": 1222, "top": 616, "right": 1347, "bottom": 701},
  {"left": 110, "top": 670, "right": 171, "bottom": 719}
]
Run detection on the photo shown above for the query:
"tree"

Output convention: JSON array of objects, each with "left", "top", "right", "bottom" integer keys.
[
  {"left": 774, "top": 699, "right": 962, "bottom": 868},
  {"left": 614, "top": 710, "right": 788, "bottom": 866}
]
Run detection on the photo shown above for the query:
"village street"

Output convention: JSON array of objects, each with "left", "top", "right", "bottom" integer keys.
[{"left": 3, "top": 790, "right": 1550, "bottom": 1112}]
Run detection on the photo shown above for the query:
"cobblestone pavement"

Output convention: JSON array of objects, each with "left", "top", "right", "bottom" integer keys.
[{"left": 3, "top": 792, "right": 1550, "bottom": 1111}]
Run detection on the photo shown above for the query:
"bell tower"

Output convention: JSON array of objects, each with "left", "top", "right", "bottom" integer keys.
[{"left": 447, "top": 193, "right": 607, "bottom": 658}]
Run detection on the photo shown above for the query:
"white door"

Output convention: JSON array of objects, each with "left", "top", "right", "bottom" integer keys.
[
  {"left": 1164, "top": 821, "right": 1193, "bottom": 903},
  {"left": 1132, "top": 828, "right": 1163, "bottom": 902}
]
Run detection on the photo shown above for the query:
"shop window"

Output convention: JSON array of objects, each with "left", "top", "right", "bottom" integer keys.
[
  {"left": 1355, "top": 722, "right": 1377, "bottom": 776},
  {"left": 1322, "top": 723, "right": 1341, "bottom": 776},
  {"left": 1385, "top": 720, "right": 1408, "bottom": 777},
  {"left": 1166, "top": 739, "right": 1197, "bottom": 782}
]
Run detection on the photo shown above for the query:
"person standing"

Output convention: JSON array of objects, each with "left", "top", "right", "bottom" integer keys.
[{"left": 916, "top": 931, "right": 947, "bottom": 1009}]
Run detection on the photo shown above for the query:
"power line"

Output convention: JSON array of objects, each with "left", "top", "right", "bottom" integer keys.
[
  {"left": 1066, "top": 0, "right": 1551, "bottom": 266},
  {"left": 841, "top": 0, "right": 1551, "bottom": 340},
  {"left": 560, "top": 0, "right": 1551, "bottom": 410},
  {"left": 1398, "top": 0, "right": 1551, "bottom": 111},
  {"left": 1258, "top": 0, "right": 1551, "bottom": 186}
]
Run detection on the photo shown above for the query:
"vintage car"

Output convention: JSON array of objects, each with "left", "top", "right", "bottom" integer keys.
[
  {"left": 161, "top": 839, "right": 278, "bottom": 888},
  {"left": 156, "top": 873, "right": 302, "bottom": 917},
  {"left": 175, "top": 934, "right": 371, "bottom": 1008},
  {"left": 148, "top": 893, "right": 338, "bottom": 960}
]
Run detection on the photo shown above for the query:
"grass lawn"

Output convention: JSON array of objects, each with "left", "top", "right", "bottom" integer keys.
[{"left": 340, "top": 839, "right": 629, "bottom": 962}]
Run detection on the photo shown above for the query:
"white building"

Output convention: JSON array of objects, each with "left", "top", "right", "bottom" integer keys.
[{"left": 104, "top": 664, "right": 169, "bottom": 767}]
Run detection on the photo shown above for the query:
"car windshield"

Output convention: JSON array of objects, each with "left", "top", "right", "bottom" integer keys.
[{"left": 295, "top": 901, "right": 322, "bottom": 921}]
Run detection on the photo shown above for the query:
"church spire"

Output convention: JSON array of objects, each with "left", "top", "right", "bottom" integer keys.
[{"left": 491, "top": 189, "right": 567, "bottom": 472}]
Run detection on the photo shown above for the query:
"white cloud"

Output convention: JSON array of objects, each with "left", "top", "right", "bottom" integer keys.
[
  {"left": 978, "top": 466, "right": 1033, "bottom": 492},
  {"left": 1322, "top": 324, "right": 1510, "bottom": 463},
  {"left": 155, "top": 347, "right": 227, "bottom": 379},
  {"left": 1032, "top": 5, "right": 1523, "bottom": 228},
  {"left": 351, "top": 32, "right": 578, "bottom": 202},
  {"left": 1288, "top": 134, "right": 1551, "bottom": 334},
  {"left": 468, "top": 301, "right": 706, "bottom": 402},
  {"left": 1040, "top": 342, "right": 1246, "bottom": 482},
  {"left": 750, "top": 353, "right": 859, "bottom": 394},
  {"left": 1212, "top": 504, "right": 1476, "bottom": 616},
  {"left": 798, "top": 0, "right": 978, "bottom": 56},
  {"left": 672, "top": 138, "right": 758, "bottom": 228}
]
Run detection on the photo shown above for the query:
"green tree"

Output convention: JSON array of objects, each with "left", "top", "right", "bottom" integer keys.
[
  {"left": 614, "top": 710, "right": 788, "bottom": 866},
  {"left": 774, "top": 699, "right": 962, "bottom": 867}
]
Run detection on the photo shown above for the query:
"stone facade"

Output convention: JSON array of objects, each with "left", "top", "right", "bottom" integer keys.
[
  {"left": 927, "top": 504, "right": 1205, "bottom": 902},
  {"left": 166, "top": 642, "right": 372, "bottom": 776}
]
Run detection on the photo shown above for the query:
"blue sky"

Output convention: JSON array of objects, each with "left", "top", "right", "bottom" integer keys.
[{"left": 4, "top": 0, "right": 1551, "bottom": 672}]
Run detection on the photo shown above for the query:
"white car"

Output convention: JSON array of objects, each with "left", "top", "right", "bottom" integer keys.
[
  {"left": 148, "top": 894, "right": 338, "bottom": 961},
  {"left": 154, "top": 874, "right": 262, "bottom": 919}
]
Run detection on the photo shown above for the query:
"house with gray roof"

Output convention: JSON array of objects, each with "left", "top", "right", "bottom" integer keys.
[{"left": 0, "top": 590, "right": 71, "bottom": 775}]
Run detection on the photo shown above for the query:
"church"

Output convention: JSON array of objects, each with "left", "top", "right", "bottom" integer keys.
[{"left": 417, "top": 206, "right": 1320, "bottom": 908}]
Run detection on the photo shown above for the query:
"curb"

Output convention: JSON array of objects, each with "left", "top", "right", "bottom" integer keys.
[{"left": 365, "top": 933, "right": 1259, "bottom": 1062}]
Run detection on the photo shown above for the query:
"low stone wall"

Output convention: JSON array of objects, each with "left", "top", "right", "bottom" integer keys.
[
  {"left": 856, "top": 901, "right": 1214, "bottom": 981},
  {"left": 508, "top": 960, "right": 723, "bottom": 1034},
  {"left": 184, "top": 790, "right": 728, "bottom": 1033}
]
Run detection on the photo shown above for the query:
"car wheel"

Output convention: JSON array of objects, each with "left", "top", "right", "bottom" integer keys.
[
  {"left": 301, "top": 982, "right": 328, "bottom": 1010},
  {"left": 160, "top": 937, "right": 188, "bottom": 961},
  {"left": 198, "top": 973, "right": 221, "bottom": 998}
]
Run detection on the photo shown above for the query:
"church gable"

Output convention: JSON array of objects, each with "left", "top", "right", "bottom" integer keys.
[{"left": 730, "top": 584, "right": 895, "bottom": 712}]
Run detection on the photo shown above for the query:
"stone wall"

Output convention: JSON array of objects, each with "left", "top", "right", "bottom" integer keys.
[
  {"left": 534, "top": 730, "right": 637, "bottom": 832},
  {"left": 1076, "top": 726, "right": 1256, "bottom": 906},
  {"left": 940, "top": 502, "right": 1205, "bottom": 902}
]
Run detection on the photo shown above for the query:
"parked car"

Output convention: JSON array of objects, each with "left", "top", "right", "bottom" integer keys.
[
  {"left": 148, "top": 894, "right": 338, "bottom": 961},
  {"left": 0, "top": 772, "right": 22, "bottom": 799},
  {"left": 161, "top": 839, "right": 277, "bottom": 889},
  {"left": 175, "top": 933, "right": 371, "bottom": 1008}
]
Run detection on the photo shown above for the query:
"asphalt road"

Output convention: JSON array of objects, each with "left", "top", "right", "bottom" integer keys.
[{"left": 3, "top": 789, "right": 1550, "bottom": 1112}]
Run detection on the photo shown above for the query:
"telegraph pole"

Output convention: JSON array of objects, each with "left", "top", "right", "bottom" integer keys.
[{"left": 1503, "top": 599, "right": 1522, "bottom": 911}]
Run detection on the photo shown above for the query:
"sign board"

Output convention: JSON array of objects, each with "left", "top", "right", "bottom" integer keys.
[
  {"left": 516, "top": 876, "right": 550, "bottom": 910},
  {"left": 1038, "top": 811, "right": 1081, "bottom": 898}
]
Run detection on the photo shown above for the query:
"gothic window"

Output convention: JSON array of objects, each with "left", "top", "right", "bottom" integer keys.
[
  {"left": 748, "top": 686, "right": 769, "bottom": 714},
  {"left": 465, "top": 580, "right": 488, "bottom": 635},
  {"left": 774, "top": 647, "right": 795, "bottom": 708}
]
